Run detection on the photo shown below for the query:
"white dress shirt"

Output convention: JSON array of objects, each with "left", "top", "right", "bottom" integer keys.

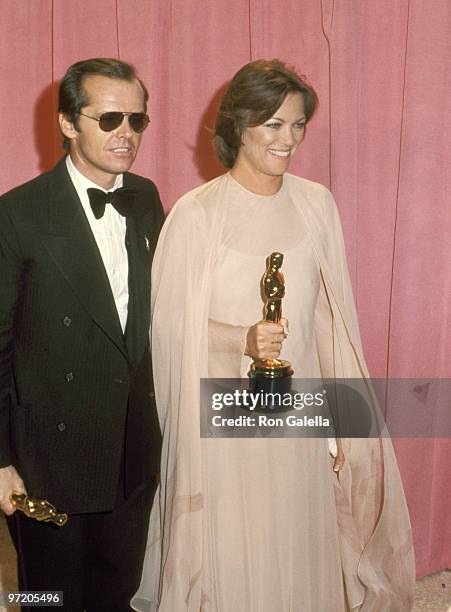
[{"left": 66, "top": 155, "right": 129, "bottom": 333}]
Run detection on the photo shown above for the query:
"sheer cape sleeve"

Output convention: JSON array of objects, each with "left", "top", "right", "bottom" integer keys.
[{"left": 294, "top": 176, "right": 414, "bottom": 609}]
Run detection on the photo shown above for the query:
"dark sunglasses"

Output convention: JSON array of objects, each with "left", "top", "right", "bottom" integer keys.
[{"left": 78, "top": 111, "right": 150, "bottom": 133}]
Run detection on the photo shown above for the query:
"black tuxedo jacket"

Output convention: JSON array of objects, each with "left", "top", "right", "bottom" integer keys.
[{"left": 0, "top": 158, "right": 164, "bottom": 513}]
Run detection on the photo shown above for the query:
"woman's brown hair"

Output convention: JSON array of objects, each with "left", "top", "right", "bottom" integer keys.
[{"left": 214, "top": 59, "right": 318, "bottom": 168}]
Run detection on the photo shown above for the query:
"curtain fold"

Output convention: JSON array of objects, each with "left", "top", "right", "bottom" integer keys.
[{"left": 386, "top": 0, "right": 451, "bottom": 577}]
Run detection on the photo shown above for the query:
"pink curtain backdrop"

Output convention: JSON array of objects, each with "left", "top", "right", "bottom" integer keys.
[{"left": 1, "top": 0, "right": 450, "bottom": 578}]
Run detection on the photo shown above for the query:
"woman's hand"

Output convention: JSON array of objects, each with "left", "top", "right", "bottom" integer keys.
[
  {"left": 333, "top": 438, "right": 345, "bottom": 475},
  {"left": 245, "top": 317, "right": 289, "bottom": 360}
]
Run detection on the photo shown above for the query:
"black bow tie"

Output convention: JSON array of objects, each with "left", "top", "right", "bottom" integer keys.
[{"left": 87, "top": 187, "right": 137, "bottom": 219}]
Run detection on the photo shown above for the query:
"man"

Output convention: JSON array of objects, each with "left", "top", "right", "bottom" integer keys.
[{"left": 0, "top": 58, "right": 164, "bottom": 611}]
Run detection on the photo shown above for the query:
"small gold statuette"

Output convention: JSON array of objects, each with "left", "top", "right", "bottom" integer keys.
[
  {"left": 10, "top": 492, "right": 68, "bottom": 527},
  {"left": 248, "top": 252, "right": 293, "bottom": 381}
]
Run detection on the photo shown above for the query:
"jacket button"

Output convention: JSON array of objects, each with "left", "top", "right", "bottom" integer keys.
[
  {"left": 149, "top": 391, "right": 155, "bottom": 399},
  {"left": 62, "top": 316, "right": 72, "bottom": 327},
  {"left": 113, "top": 378, "right": 125, "bottom": 384},
  {"left": 57, "top": 422, "right": 66, "bottom": 432},
  {"left": 65, "top": 372, "right": 74, "bottom": 382}
]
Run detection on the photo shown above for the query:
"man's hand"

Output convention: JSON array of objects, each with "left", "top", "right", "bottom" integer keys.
[
  {"left": 0, "top": 465, "right": 27, "bottom": 515},
  {"left": 245, "top": 318, "right": 289, "bottom": 361}
]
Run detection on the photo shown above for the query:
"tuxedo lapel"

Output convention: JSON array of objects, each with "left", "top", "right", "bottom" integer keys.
[
  {"left": 40, "top": 160, "right": 127, "bottom": 358},
  {"left": 123, "top": 218, "right": 149, "bottom": 366},
  {"left": 123, "top": 175, "right": 152, "bottom": 367}
]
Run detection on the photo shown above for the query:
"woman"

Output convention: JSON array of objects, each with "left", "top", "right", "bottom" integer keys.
[{"left": 134, "top": 60, "right": 414, "bottom": 611}]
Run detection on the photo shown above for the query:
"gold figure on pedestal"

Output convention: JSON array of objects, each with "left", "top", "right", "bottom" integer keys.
[
  {"left": 262, "top": 252, "right": 285, "bottom": 323},
  {"left": 249, "top": 252, "right": 293, "bottom": 380},
  {"left": 10, "top": 492, "right": 68, "bottom": 527}
]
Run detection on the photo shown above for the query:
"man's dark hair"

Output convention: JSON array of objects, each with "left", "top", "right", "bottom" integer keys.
[
  {"left": 214, "top": 59, "right": 318, "bottom": 168},
  {"left": 58, "top": 58, "right": 149, "bottom": 151}
]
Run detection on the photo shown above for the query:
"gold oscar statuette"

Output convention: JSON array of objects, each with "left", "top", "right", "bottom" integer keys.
[
  {"left": 10, "top": 492, "right": 68, "bottom": 527},
  {"left": 248, "top": 252, "right": 293, "bottom": 387}
]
